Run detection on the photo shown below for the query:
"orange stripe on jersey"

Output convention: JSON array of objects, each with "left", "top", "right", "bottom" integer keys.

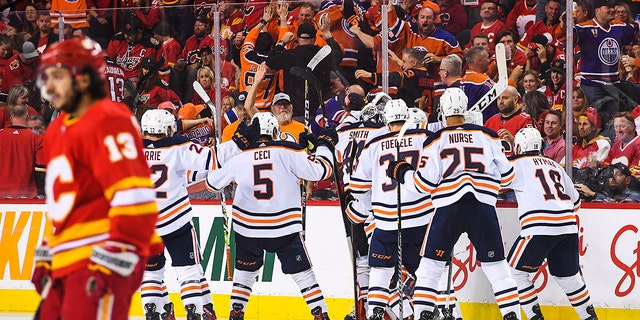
[
  {"left": 104, "top": 176, "right": 154, "bottom": 200},
  {"left": 374, "top": 201, "right": 432, "bottom": 216},
  {"left": 508, "top": 237, "right": 528, "bottom": 267},
  {"left": 180, "top": 285, "right": 201, "bottom": 294},
  {"left": 109, "top": 201, "right": 158, "bottom": 217},
  {"left": 569, "top": 290, "right": 590, "bottom": 302},
  {"left": 520, "top": 290, "right": 538, "bottom": 300},
  {"left": 368, "top": 293, "right": 388, "bottom": 300},
  {"left": 414, "top": 175, "right": 433, "bottom": 193},
  {"left": 496, "top": 293, "right": 519, "bottom": 303},
  {"left": 521, "top": 214, "right": 576, "bottom": 226},
  {"left": 436, "top": 176, "right": 499, "bottom": 193},
  {"left": 346, "top": 209, "right": 364, "bottom": 224},
  {"left": 349, "top": 182, "right": 372, "bottom": 189},
  {"left": 233, "top": 212, "right": 302, "bottom": 224},
  {"left": 157, "top": 201, "right": 190, "bottom": 223},
  {"left": 414, "top": 293, "right": 437, "bottom": 300},
  {"left": 48, "top": 219, "right": 110, "bottom": 247},
  {"left": 501, "top": 173, "right": 515, "bottom": 185}
]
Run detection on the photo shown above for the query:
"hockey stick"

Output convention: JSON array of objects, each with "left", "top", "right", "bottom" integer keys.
[
  {"left": 346, "top": 136, "right": 362, "bottom": 320},
  {"left": 192, "top": 81, "right": 233, "bottom": 280},
  {"left": 290, "top": 66, "right": 327, "bottom": 125},
  {"left": 394, "top": 119, "right": 414, "bottom": 320},
  {"left": 464, "top": 43, "right": 508, "bottom": 125},
  {"left": 441, "top": 254, "right": 454, "bottom": 320}
]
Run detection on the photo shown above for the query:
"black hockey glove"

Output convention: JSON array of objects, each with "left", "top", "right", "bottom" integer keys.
[
  {"left": 387, "top": 160, "right": 413, "bottom": 184},
  {"left": 316, "top": 126, "right": 338, "bottom": 152},
  {"left": 299, "top": 130, "right": 318, "bottom": 151},
  {"left": 233, "top": 117, "right": 260, "bottom": 150}
]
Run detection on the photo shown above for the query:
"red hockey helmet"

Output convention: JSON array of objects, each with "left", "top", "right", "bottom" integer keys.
[{"left": 39, "top": 38, "right": 106, "bottom": 79}]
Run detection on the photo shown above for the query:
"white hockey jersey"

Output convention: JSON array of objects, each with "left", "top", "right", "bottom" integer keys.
[
  {"left": 336, "top": 121, "right": 387, "bottom": 190},
  {"left": 144, "top": 136, "right": 241, "bottom": 236},
  {"left": 509, "top": 154, "right": 580, "bottom": 236},
  {"left": 205, "top": 141, "right": 334, "bottom": 238},
  {"left": 349, "top": 129, "right": 433, "bottom": 231},
  {"left": 406, "top": 124, "right": 515, "bottom": 208}
]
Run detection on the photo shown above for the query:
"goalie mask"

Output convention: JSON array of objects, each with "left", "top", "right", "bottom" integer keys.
[
  {"left": 514, "top": 127, "right": 542, "bottom": 154},
  {"left": 366, "top": 91, "right": 392, "bottom": 110},
  {"left": 141, "top": 109, "right": 177, "bottom": 136},
  {"left": 383, "top": 99, "right": 410, "bottom": 124},
  {"left": 440, "top": 87, "right": 468, "bottom": 117},
  {"left": 253, "top": 112, "right": 280, "bottom": 139},
  {"left": 360, "top": 103, "right": 384, "bottom": 123}
]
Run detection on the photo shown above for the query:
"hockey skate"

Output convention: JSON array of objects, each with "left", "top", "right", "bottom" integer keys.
[
  {"left": 145, "top": 303, "right": 160, "bottom": 320},
  {"left": 368, "top": 307, "right": 386, "bottom": 320},
  {"left": 203, "top": 303, "right": 216, "bottom": 320},
  {"left": 585, "top": 305, "right": 598, "bottom": 320},
  {"left": 311, "top": 306, "right": 330, "bottom": 320},
  {"left": 502, "top": 311, "right": 518, "bottom": 320},
  {"left": 185, "top": 304, "right": 202, "bottom": 320},
  {"left": 344, "top": 298, "right": 366, "bottom": 320},
  {"left": 161, "top": 302, "right": 176, "bottom": 320},
  {"left": 529, "top": 304, "right": 544, "bottom": 320},
  {"left": 229, "top": 303, "right": 245, "bottom": 320},
  {"left": 417, "top": 310, "right": 434, "bottom": 320}
]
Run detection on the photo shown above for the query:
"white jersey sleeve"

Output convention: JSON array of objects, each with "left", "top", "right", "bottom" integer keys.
[
  {"left": 509, "top": 154, "right": 580, "bottom": 236},
  {"left": 407, "top": 124, "right": 515, "bottom": 208}
]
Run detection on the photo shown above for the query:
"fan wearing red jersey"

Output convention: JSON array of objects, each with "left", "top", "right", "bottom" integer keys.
[{"left": 32, "top": 38, "right": 161, "bottom": 320}]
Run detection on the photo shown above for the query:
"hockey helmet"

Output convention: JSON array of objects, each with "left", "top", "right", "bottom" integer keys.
[
  {"left": 253, "top": 112, "right": 280, "bottom": 139},
  {"left": 39, "top": 38, "right": 106, "bottom": 79},
  {"left": 141, "top": 109, "right": 177, "bottom": 136},
  {"left": 366, "top": 91, "right": 392, "bottom": 110},
  {"left": 408, "top": 107, "right": 427, "bottom": 125},
  {"left": 383, "top": 99, "right": 410, "bottom": 124},
  {"left": 440, "top": 87, "right": 468, "bottom": 118},
  {"left": 514, "top": 127, "right": 542, "bottom": 154}
]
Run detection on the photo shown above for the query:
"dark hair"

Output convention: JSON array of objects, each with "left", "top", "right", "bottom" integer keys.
[
  {"left": 465, "top": 46, "right": 487, "bottom": 67},
  {"left": 255, "top": 32, "right": 274, "bottom": 54},
  {"left": 152, "top": 21, "right": 173, "bottom": 37},
  {"left": 79, "top": 66, "right": 106, "bottom": 99},
  {"left": 522, "top": 90, "right": 550, "bottom": 122},
  {"left": 402, "top": 47, "right": 426, "bottom": 63},
  {"left": 495, "top": 30, "right": 520, "bottom": 45}
]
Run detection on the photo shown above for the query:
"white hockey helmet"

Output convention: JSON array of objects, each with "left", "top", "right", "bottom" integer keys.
[
  {"left": 252, "top": 112, "right": 280, "bottom": 139},
  {"left": 383, "top": 99, "right": 410, "bottom": 124},
  {"left": 360, "top": 103, "right": 384, "bottom": 123},
  {"left": 141, "top": 109, "right": 176, "bottom": 136},
  {"left": 514, "top": 127, "right": 543, "bottom": 154},
  {"left": 408, "top": 107, "right": 427, "bottom": 125},
  {"left": 366, "top": 91, "right": 392, "bottom": 110},
  {"left": 440, "top": 87, "right": 468, "bottom": 118}
]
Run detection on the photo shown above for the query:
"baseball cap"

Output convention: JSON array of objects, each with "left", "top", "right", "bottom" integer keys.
[
  {"left": 612, "top": 162, "right": 631, "bottom": 176},
  {"left": 531, "top": 33, "right": 551, "bottom": 46},
  {"left": 195, "top": 15, "right": 210, "bottom": 25},
  {"left": 420, "top": 1, "right": 441, "bottom": 24},
  {"left": 21, "top": 41, "right": 38, "bottom": 59},
  {"left": 578, "top": 108, "right": 602, "bottom": 129},
  {"left": 550, "top": 59, "right": 565, "bottom": 73},
  {"left": 273, "top": 92, "right": 291, "bottom": 104},
  {"left": 141, "top": 57, "right": 157, "bottom": 70},
  {"left": 200, "top": 46, "right": 212, "bottom": 55},
  {"left": 178, "top": 103, "right": 206, "bottom": 120},
  {"left": 236, "top": 91, "right": 248, "bottom": 106},
  {"left": 297, "top": 23, "right": 316, "bottom": 39},
  {"left": 124, "top": 18, "right": 143, "bottom": 34},
  {"left": 592, "top": 0, "right": 617, "bottom": 8}
]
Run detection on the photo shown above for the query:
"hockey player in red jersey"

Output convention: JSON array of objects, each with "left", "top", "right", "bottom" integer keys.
[{"left": 32, "top": 37, "right": 162, "bottom": 320}]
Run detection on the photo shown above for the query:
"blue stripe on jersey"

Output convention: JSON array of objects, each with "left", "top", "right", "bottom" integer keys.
[
  {"left": 522, "top": 221, "right": 577, "bottom": 230},
  {"left": 519, "top": 208, "right": 575, "bottom": 219},
  {"left": 432, "top": 183, "right": 497, "bottom": 201},
  {"left": 233, "top": 219, "right": 301, "bottom": 230},
  {"left": 157, "top": 207, "right": 192, "bottom": 229},
  {"left": 372, "top": 195, "right": 431, "bottom": 208},
  {"left": 233, "top": 205, "right": 300, "bottom": 217},
  {"left": 159, "top": 195, "right": 190, "bottom": 214}
]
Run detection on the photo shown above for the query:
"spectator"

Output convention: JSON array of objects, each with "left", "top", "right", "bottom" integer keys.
[
  {"left": 433, "top": 54, "right": 464, "bottom": 122},
  {"left": 30, "top": 11, "right": 56, "bottom": 54},
  {"left": 461, "top": 46, "right": 497, "bottom": 122},
  {"left": 133, "top": 57, "right": 181, "bottom": 120},
  {"left": 470, "top": 33, "right": 490, "bottom": 51},
  {"left": 520, "top": 70, "right": 544, "bottom": 95},
  {"left": 506, "top": 0, "right": 537, "bottom": 39},
  {"left": 27, "top": 114, "right": 46, "bottom": 135},
  {"left": 605, "top": 112, "right": 640, "bottom": 170},
  {"left": 267, "top": 17, "right": 342, "bottom": 123},
  {"left": 21, "top": 3, "right": 39, "bottom": 37},
  {"left": 522, "top": 90, "right": 550, "bottom": 130},
  {"left": 199, "top": 45, "right": 237, "bottom": 92},
  {"left": 274, "top": 2, "right": 328, "bottom": 49},
  {"left": 466, "top": 0, "right": 508, "bottom": 54},
  {"left": 436, "top": 0, "right": 468, "bottom": 37},
  {"left": 152, "top": 21, "right": 182, "bottom": 69},
  {"left": 0, "top": 103, "right": 45, "bottom": 199},
  {"left": 0, "top": 39, "right": 39, "bottom": 95},
  {"left": 270, "top": 92, "right": 305, "bottom": 143},
  {"left": 543, "top": 109, "right": 566, "bottom": 164},
  {"left": 86, "top": 0, "right": 114, "bottom": 42},
  {"left": 543, "top": 59, "right": 567, "bottom": 109},
  {"left": 614, "top": 2, "right": 634, "bottom": 24},
  {"left": 191, "top": 66, "right": 230, "bottom": 108},
  {"left": 518, "top": 0, "right": 561, "bottom": 53},
  {"left": 2, "top": 84, "right": 39, "bottom": 127},
  {"left": 178, "top": 103, "right": 215, "bottom": 146},
  {"left": 494, "top": 30, "right": 527, "bottom": 80},
  {"left": 221, "top": 93, "right": 246, "bottom": 133},
  {"left": 576, "top": 163, "right": 640, "bottom": 202},
  {"left": 175, "top": 15, "right": 216, "bottom": 101},
  {"left": 572, "top": 109, "right": 610, "bottom": 169},
  {"left": 161, "top": 0, "right": 196, "bottom": 46},
  {"left": 484, "top": 86, "right": 535, "bottom": 156},
  {"left": 570, "top": 87, "right": 601, "bottom": 136}
]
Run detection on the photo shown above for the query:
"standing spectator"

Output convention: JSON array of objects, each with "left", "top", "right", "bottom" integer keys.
[
  {"left": 161, "top": 0, "right": 195, "bottom": 46},
  {"left": 50, "top": 0, "right": 90, "bottom": 30},
  {"left": 31, "top": 11, "right": 56, "bottom": 54},
  {"left": 32, "top": 38, "right": 161, "bottom": 319},
  {"left": 518, "top": 0, "right": 561, "bottom": 52},
  {"left": 466, "top": 0, "right": 508, "bottom": 55},
  {"left": 191, "top": 66, "right": 230, "bottom": 107},
  {"left": 484, "top": 86, "right": 536, "bottom": 156},
  {"left": 572, "top": 109, "right": 610, "bottom": 169},
  {"left": 543, "top": 109, "right": 566, "bottom": 164},
  {"left": 274, "top": 2, "right": 328, "bottom": 49},
  {"left": 436, "top": 0, "right": 468, "bottom": 37},
  {"left": 506, "top": 0, "right": 538, "bottom": 39},
  {"left": 605, "top": 112, "right": 640, "bottom": 170},
  {"left": 461, "top": 46, "right": 497, "bottom": 122},
  {"left": 27, "top": 114, "right": 46, "bottom": 135},
  {"left": 267, "top": 17, "right": 343, "bottom": 123},
  {"left": 0, "top": 104, "right": 45, "bottom": 199},
  {"left": 576, "top": 163, "right": 640, "bottom": 202},
  {"left": 574, "top": 0, "right": 635, "bottom": 128},
  {"left": 134, "top": 57, "right": 181, "bottom": 119}
]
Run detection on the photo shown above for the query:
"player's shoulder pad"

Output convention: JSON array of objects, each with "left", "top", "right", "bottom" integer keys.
[
  {"left": 144, "top": 135, "right": 190, "bottom": 148},
  {"left": 364, "top": 130, "right": 396, "bottom": 148},
  {"left": 245, "top": 140, "right": 305, "bottom": 151},
  {"left": 338, "top": 121, "right": 381, "bottom": 132},
  {"left": 140, "top": 36, "right": 161, "bottom": 49},
  {"left": 458, "top": 123, "right": 498, "bottom": 138},
  {"left": 405, "top": 128, "right": 432, "bottom": 137}
]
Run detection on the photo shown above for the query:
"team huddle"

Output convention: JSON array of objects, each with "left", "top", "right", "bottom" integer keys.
[{"left": 30, "top": 38, "right": 597, "bottom": 320}]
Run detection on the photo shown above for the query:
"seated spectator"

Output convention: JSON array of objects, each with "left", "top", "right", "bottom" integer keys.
[
  {"left": 519, "top": 70, "right": 545, "bottom": 96},
  {"left": 576, "top": 163, "right": 640, "bottom": 202},
  {"left": 1, "top": 84, "right": 39, "bottom": 128},
  {"left": 543, "top": 59, "right": 567, "bottom": 108},
  {"left": 0, "top": 104, "right": 44, "bottom": 199},
  {"left": 191, "top": 66, "right": 229, "bottom": 108},
  {"left": 461, "top": 46, "right": 497, "bottom": 122},
  {"left": 484, "top": 86, "right": 535, "bottom": 156},
  {"left": 134, "top": 57, "right": 181, "bottom": 120},
  {"left": 571, "top": 86, "right": 601, "bottom": 137},
  {"left": 543, "top": 109, "right": 565, "bottom": 164},
  {"left": 522, "top": 90, "right": 549, "bottom": 130},
  {"left": 605, "top": 112, "right": 640, "bottom": 171},
  {"left": 572, "top": 109, "right": 610, "bottom": 169}
]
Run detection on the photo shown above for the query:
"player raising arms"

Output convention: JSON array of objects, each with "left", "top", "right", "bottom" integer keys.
[
  {"left": 139, "top": 109, "right": 259, "bottom": 320},
  {"left": 32, "top": 38, "right": 161, "bottom": 320},
  {"left": 387, "top": 88, "right": 522, "bottom": 320},
  {"left": 508, "top": 128, "right": 598, "bottom": 320},
  {"left": 349, "top": 99, "right": 434, "bottom": 320},
  {"left": 205, "top": 112, "right": 339, "bottom": 320}
]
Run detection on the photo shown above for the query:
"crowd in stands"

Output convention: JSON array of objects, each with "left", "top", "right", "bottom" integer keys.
[{"left": 2, "top": 0, "right": 640, "bottom": 202}]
